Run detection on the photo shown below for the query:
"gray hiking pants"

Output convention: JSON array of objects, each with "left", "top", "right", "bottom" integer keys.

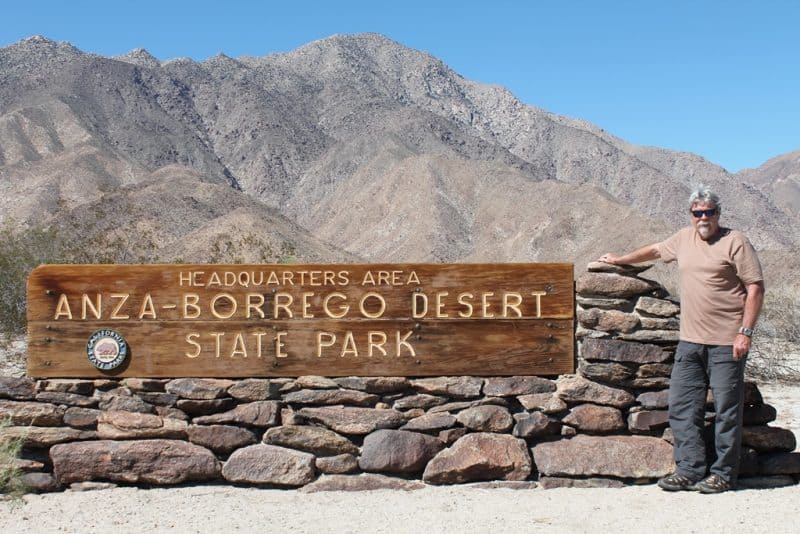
[{"left": 668, "top": 341, "right": 746, "bottom": 483}]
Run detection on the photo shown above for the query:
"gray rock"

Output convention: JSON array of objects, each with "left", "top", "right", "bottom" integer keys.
[
  {"left": 636, "top": 363, "right": 673, "bottom": 378},
  {"left": 35, "top": 391, "right": 99, "bottom": 408},
  {"left": 556, "top": 376, "right": 635, "bottom": 408},
  {"left": 97, "top": 410, "right": 188, "bottom": 439},
  {"left": 37, "top": 379, "right": 95, "bottom": 396},
  {"left": 228, "top": 379, "right": 281, "bottom": 401},
  {"left": 635, "top": 296, "right": 680, "bottom": 317},
  {"left": 186, "top": 424, "right": 257, "bottom": 454},
  {"left": 577, "top": 308, "right": 639, "bottom": 333},
  {"left": 517, "top": 393, "right": 567, "bottom": 414},
  {"left": 301, "top": 474, "right": 425, "bottom": 493},
  {"left": 401, "top": 412, "right": 457, "bottom": 432},
  {"left": 563, "top": 404, "right": 625, "bottom": 433},
  {"left": 264, "top": 425, "right": 359, "bottom": 456},
  {"left": 0, "top": 426, "right": 96, "bottom": 448},
  {"left": 136, "top": 392, "right": 179, "bottom": 407},
  {"left": 294, "top": 376, "right": 339, "bottom": 389},
  {"left": 578, "top": 362, "right": 635, "bottom": 384},
  {"left": 410, "top": 377, "right": 483, "bottom": 399},
  {"left": 532, "top": 435, "right": 674, "bottom": 478},
  {"left": 576, "top": 272, "right": 660, "bottom": 298},
  {"left": 316, "top": 454, "right": 359, "bottom": 474},
  {"left": 0, "top": 400, "right": 65, "bottom": 426},
  {"left": 742, "top": 426, "right": 797, "bottom": 452},
  {"left": 21, "top": 472, "right": 59, "bottom": 493},
  {"left": 333, "top": 377, "right": 410, "bottom": 394},
  {"left": 439, "top": 427, "right": 468, "bottom": 445},
  {"left": 121, "top": 378, "right": 167, "bottom": 392},
  {"left": 296, "top": 406, "right": 408, "bottom": 435},
  {"left": 512, "top": 411, "right": 559, "bottom": 438},
  {"left": 176, "top": 398, "right": 237, "bottom": 416},
  {"left": 165, "top": 378, "right": 233, "bottom": 400},
  {"left": 576, "top": 296, "right": 634, "bottom": 310},
  {"left": 193, "top": 401, "right": 280, "bottom": 428},
  {"left": 456, "top": 405, "right": 513, "bottom": 433},
  {"left": 423, "top": 433, "right": 531, "bottom": 484},
  {"left": 222, "top": 444, "right": 316, "bottom": 486},
  {"left": 51, "top": 439, "right": 220, "bottom": 484},
  {"left": 428, "top": 397, "right": 508, "bottom": 414},
  {"left": 636, "top": 390, "right": 670, "bottom": 410},
  {"left": 359, "top": 429, "right": 444, "bottom": 474},
  {"left": 63, "top": 407, "right": 102, "bottom": 428},
  {"left": 283, "top": 388, "right": 379, "bottom": 407},
  {"left": 97, "top": 394, "right": 154, "bottom": 414},
  {"left": 392, "top": 394, "right": 447, "bottom": 410},
  {"left": 482, "top": 376, "right": 556, "bottom": 396},
  {"left": 582, "top": 338, "right": 672, "bottom": 364}
]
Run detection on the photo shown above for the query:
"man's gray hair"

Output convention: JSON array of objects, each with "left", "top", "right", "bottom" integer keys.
[{"left": 689, "top": 185, "right": 721, "bottom": 209}]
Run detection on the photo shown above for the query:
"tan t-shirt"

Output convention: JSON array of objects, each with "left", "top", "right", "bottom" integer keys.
[{"left": 658, "top": 226, "right": 763, "bottom": 345}]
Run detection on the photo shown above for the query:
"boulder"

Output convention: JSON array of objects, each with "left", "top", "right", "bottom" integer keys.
[
  {"left": 63, "top": 407, "right": 102, "bottom": 428},
  {"left": 263, "top": 425, "right": 359, "bottom": 456},
  {"left": 636, "top": 390, "right": 670, "bottom": 410},
  {"left": 422, "top": 433, "right": 531, "bottom": 484},
  {"left": 576, "top": 272, "right": 659, "bottom": 298},
  {"left": 742, "top": 426, "right": 797, "bottom": 452},
  {"left": 221, "top": 444, "right": 316, "bottom": 486},
  {"left": 578, "top": 362, "right": 635, "bottom": 384},
  {"left": 512, "top": 411, "right": 559, "bottom": 438},
  {"left": 531, "top": 435, "right": 675, "bottom": 478},
  {"left": 21, "top": 472, "right": 59, "bottom": 493},
  {"left": 482, "top": 377, "right": 556, "bottom": 397},
  {"left": 296, "top": 406, "right": 408, "bottom": 435},
  {"left": 635, "top": 296, "right": 680, "bottom": 317},
  {"left": 627, "top": 410, "right": 670, "bottom": 433},
  {"left": 556, "top": 376, "right": 635, "bottom": 408},
  {"left": 186, "top": 424, "right": 257, "bottom": 454},
  {"left": 359, "top": 429, "right": 444, "bottom": 474},
  {"left": 577, "top": 308, "right": 639, "bottom": 333},
  {"left": 562, "top": 404, "right": 625, "bottom": 433},
  {"left": 456, "top": 405, "right": 513, "bottom": 433},
  {"left": 35, "top": 392, "right": 99, "bottom": 408},
  {"left": 51, "top": 439, "right": 220, "bottom": 484}
]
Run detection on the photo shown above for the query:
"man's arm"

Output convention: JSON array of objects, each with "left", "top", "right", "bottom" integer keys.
[
  {"left": 733, "top": 281, "right": 765, "bottom": 360},
  {"left": 599, "top": 244, "right": 661, "bottom": 265}
]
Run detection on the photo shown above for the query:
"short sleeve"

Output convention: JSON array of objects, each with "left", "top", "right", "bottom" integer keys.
[
  {"left": 732, "top": 234, "right": 764, "bottom": 286},
  {"left": 658, "top": 229, "right": 684, "bottom": 263}
]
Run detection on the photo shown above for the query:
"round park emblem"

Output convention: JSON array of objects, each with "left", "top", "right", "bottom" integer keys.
[{"left": 86, "top": 330, "right": 129, "bottom": 370}]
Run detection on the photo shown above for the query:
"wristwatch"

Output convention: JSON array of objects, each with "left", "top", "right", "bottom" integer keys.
[{"left": 738, "top": 327, "right": 754, "bottom": 337}]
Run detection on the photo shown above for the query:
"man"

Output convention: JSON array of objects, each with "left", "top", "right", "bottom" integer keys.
[{"left": 599, "top": 186, "right": 764, "bottom": 493}]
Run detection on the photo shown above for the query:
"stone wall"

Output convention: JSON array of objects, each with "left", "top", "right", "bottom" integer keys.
[{"left": 2, "top": 263, "right": 798, "bottom": 493}]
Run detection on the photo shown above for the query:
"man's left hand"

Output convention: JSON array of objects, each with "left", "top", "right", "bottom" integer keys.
[{"left": 733, "top": 334, "right": 751, "bottom": 360}]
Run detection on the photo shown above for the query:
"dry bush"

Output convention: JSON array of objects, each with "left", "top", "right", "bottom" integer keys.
[
  {"left": 747, "top": 284, "right": 800, "bottom": 382},
  {"left": 0, "top": 419, "right": 27, "bottom": 498}
]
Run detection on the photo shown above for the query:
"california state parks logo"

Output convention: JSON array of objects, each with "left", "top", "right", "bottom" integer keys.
[{"left": 86, "top": 330, "right": 129, "bottom": 370}]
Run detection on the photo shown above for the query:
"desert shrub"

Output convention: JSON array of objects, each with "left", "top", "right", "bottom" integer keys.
[
  {"left": 747, "top": 284, "right": 800, "bottom": 382},
  {"left": 0, "top": 419, "right": 27, "bottom": 498}
]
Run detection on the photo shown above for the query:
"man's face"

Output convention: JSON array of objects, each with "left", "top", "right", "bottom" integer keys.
[{"left": 690, "top": 201, "right": 720, "bottom": 240}]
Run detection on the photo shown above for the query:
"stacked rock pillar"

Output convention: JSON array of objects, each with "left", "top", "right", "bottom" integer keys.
[{"left": 1, "top": 263, "right": 798, "bottom": 492}]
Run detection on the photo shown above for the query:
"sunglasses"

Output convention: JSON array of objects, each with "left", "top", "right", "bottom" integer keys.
[{"left": 690, "top": 208, "right": 718, "bottom": 218}]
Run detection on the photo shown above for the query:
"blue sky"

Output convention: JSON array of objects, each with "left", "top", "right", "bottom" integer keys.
[{"left": 2, "top": 0, "right": 798, "bottom": 172}]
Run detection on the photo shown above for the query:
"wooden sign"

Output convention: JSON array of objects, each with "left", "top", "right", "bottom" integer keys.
[{"left": 27, "top": 263, "right": 574, "bottom": 378}]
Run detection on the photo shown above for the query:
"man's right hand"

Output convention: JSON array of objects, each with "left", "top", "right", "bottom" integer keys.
[{"left": 598, "top": 253, "right": 621, "bottom": 264}]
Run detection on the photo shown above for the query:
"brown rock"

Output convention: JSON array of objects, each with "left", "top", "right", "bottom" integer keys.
[
  {"left": 637, "top": 363, "right": 673, "bottom": 378},
  {"left": 539, "top": 476, "right": 626, "bottom": 489},
  {"left": 428, "top": 397, "right": 508, "bottom": 414},
  {"left": 635, "top": 296, "right": 680, "bottom": 317},
  {"left": 743, "top": 404, "right": 777, "bottom": 425},
  {"left": 401, "top": 412, "right": 457, "bottom": 432},
  {"left": 37, "top": 379, "right": 95, "bottom": 395},
  {"left": 21, "top": 472, "right": 59, "bottom": 493},
  {"left": 264, "top": 425, "right": 359, "bottom": 456},
  {"left": 742, "top": 426, "right": 797, "bottom": 452},
  {"left": 12, "top": 458, "right": 45, "bottom": 472},
  {"left": 121, "top": 378, "right": 167, "bottom": 392},
  {"left": 423, "top": 433, "right": 531, "bottom": 484},
  {"left": 578, "top": 362, "right": 635, "bottom": 384},
  {"left": 439, "top": 427, "right": 468, "bottom": 445},
  {"left": 758, "top": 452, "right": 800, "bottom": 475},
  {"left": 512, "top": 411, "right": 559, "bottom": 438},
  {"left": 280, "top": 407, "right": 300, "bottom": 426},
  {"left": 586, "top": 261, "right": 652, "bottom": 274},
  {"left": 35, "top": 392, "right": 99, "bottom": 408},
  {"left": 186, "top": 424, "right": 257, "bottom": 454},
  {"left": 316, "top": 454, "right": 359, "bottom": 474},
  {"left": 578, "top": 308, "right": 640, "bottom": 333},
  {"left": 165, "top": 378, "right": 233, "bottom": 400},
  {"left": 176, "top": 398, "right": 236, "bottom": 416},
  {"left": 0, "top": 426, "right": 95, "bottom": 448},
  {"left": 636, "top": 390, "right": 670, "bottom": 410},
  {"left": 0, "top": 377, "right": 36, "bottom": 400},
  {"left": 301, "top": 474, "right": 425, "bottom": 493},
  {"left": 532, "top": 435, "right": 675, "bottom": 478},
  {"left": 296, "top": 406, "right": 408, "bottom": 435},
  {"left": 222, "top": 444, "right": 316, "bottom": 486},
  {"left": 582, "top": 338, "right": 672, "bottom": 364},
  {"left": 576, "top": 296, "right": 634, "bottom": 310},
  {"left": 627, "top": 410, "right": 670, "bottom": 433},
  {"left": 456, "top": 405, "right": 513, "bottom": 432},
  {"left": 639, "top": 317, "right": 680, "bottom": 330},
  {"left": 283, "top": 389, "right": 379, "bottom": 407},
  {"left": 51, "top": 439, "right": 220, "bottom": 484},
  {"left": 97, "top": 411, "right": 188, "bottom": 439},
  {"left": 97, "top": 394, "right": 154, "bottom": 414},
  {"left": 561, "top": 425, "right": 577, "bottom": 437},
  {"left": 294, "top": 376, "right": 339, "bottom": 389},
  {"left": 624, "top": 377, "right": 671, "bottom": 389},
  {"left": 576, "top": 272, "right": 659, "bottom": 298},
  {"left": 359, "top": 429, "right": 444, "bottom": 474},
  {"left": 227, "top": 379, "right": 281, "bottom": 401},
  {"left": 393, "top": 394, "right": 447, "bottom": 410},
  {"left": 193, "top": 401, "right": 280, "bottom": 428},
  {"left": 0, "top": 400, "right": 65, "bottom": 426},
  {"left": 155, "top": 406, "right": 189, "bottom": 421},
  {"left": 410, "top": 377, "right": 483, "bottom": 399},
  {"left": 575, "top": 327, "right": 611, "bottom": 339},
  {"left": 483, "top": 376, "right": 556, "bottom": 397},
  {"left": 563, "top": 404, "right": 625, "bottom": 433},
  {"left": 136, "top": 392, "right": 179, "bottom": 406},
  {"left": 63, "top": 407, "right": 102, "bottom": 428},
  {"left": 333, "top": 377, "right": 410, "bottom": 394},
  {"left": 557, "top": 376, "right": 635, "bottom": 408},
  {"left": 517, "top": 393, "right": 567, "bottom": 414},
  {"left": 618, "top": 330, "right": 680, "bottom": 343}
]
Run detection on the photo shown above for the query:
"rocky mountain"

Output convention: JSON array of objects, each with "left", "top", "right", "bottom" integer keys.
[{"left": 1, "top": 33, "right": 797, "bottom": 286}]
